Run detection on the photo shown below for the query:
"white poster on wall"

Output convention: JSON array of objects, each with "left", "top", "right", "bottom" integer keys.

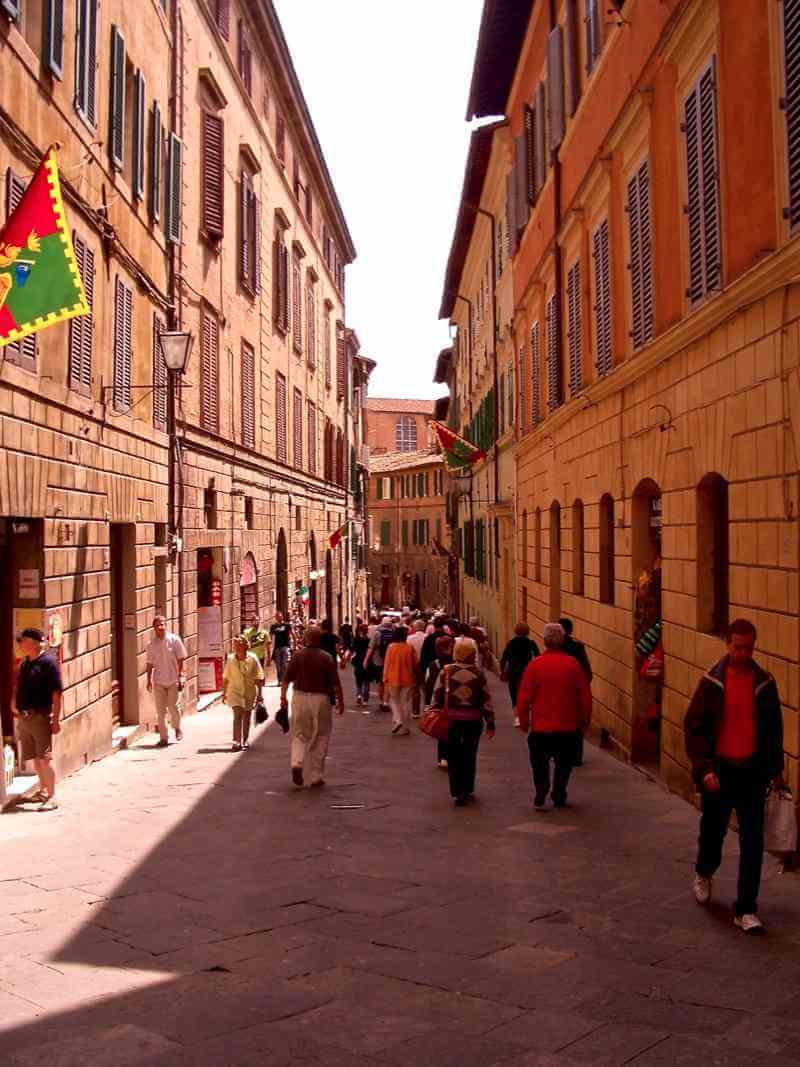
[{"left": 198, "top": 605, "right": 223, "bottom": 658}]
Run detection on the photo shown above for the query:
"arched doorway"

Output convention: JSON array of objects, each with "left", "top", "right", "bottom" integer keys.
[
  {"left": 308, "top": 533, "right": 318, "bottom": 619},
  {"left": 240, "top": 552, "right": 259, "bottom": 632},
  {"left": 275, "top": 529, "right": 288, "bottom": 616},
  {"left": 632, "top": 479, "right": 662, "bottom": 764},
  {"left": 549, "top": 501, "right": 561, "bottom": 621},
  {"left": 325, "top": 548, "right": 333, "bottom": 621}
]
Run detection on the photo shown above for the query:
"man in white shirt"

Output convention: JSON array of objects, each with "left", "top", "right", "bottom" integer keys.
[
  {"left": 146, "top": 616, "right": 188, "bottom": 747},
  {"left": 407, "top": 619, "right": 427, "bottom": 718}
]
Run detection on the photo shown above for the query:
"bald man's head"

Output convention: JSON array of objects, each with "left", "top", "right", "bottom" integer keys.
[{"left": 305, "top": 625, "right": 323, "bottom": 647}]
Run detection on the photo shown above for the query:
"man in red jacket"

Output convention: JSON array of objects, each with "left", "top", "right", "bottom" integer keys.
[{"left": 516, "top": 622, "right": 592, "bottom": 810}]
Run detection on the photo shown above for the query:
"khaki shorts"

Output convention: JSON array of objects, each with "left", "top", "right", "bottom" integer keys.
[{"left": 17, "top": 712, "right": 53, "bottom": 760}]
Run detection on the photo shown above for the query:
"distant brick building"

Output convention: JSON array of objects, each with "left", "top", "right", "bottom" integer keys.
[
  {"left": 366, "top": 398, "right": 435, "bottom": 455},
  {"left": 368, "top": 451, "right": 449, "bottom": 612}
]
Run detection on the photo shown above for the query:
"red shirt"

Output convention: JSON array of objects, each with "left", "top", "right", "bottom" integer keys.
[
  {"left": 717, "top": 666, "right": 756, "bottom": 760},
  {"left": 516, "top": 649, "right": 592, "bottom": 734}
]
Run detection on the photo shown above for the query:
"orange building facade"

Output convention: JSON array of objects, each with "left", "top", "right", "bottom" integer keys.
[
  {"left": 463, "top": 0, "right": 800, "bottom": 798},
  {"left": 365, "top": 398, "right": 435, "bottom": 456}
]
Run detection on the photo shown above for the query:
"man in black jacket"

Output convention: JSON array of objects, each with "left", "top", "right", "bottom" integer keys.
[
  {"left": 559, "top": 618, "right": 592, "bottom": 765},
  {"left": 684, "top": 618, "right": 785, "bottom": 934}
]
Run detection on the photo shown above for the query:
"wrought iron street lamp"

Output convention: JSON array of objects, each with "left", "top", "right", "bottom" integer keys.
[{"left": 158, "top": 331, "right": 193, "bottom": 562}]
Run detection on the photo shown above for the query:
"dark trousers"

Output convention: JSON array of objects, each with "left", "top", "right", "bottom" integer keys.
[
  {"left": 436, "top": 740, "right": 449, "bottom": 763},
  {"left": 696, "top": 763, "right": 767, "bottom": 916},
  {"left": 447, "top": 719, "right": 483, "bottom": 798},
  {"left": 528, "top": 731, "right": 575, "bottom": 804}
]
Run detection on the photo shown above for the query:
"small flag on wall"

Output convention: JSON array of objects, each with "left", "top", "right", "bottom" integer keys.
[
  {"left": 329, "top": 519, "right": 352, "bottom": 550},
  {"left": 0, "top": 147, "right": 89, "bottom": 349},
  {"left": 430, "top": 420, "right": 487, "bottom": 470}
]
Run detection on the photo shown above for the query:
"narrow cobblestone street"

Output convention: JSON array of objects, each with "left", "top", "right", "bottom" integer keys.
[{"left": 2, "top": 672, "right": 800, "bottom": 1066}]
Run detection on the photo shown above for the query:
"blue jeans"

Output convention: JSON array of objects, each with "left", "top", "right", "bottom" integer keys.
[{"left": 273, "top": 646, "right": 291, "bottom": 684}]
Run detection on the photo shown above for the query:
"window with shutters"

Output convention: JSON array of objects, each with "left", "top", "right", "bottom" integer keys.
[
  {"left": 683, "top": 60, "right": 722, "bottom": 306},
  {"left": 324, "top": 303, "right": 332, "bottom": 387},
  {"left": 336, "top": 326, "right": 346, "bottom": 400},
  {"left": 132, "top": 69, "right": 146, "bottom": 200},
  {"left": 306, "top": 275, "right": 316, "bottom": 367},
  {"left": 109, "top": 26, "right": 126, "bottom": 171},
  {"left": 395, "top": 415, "right": 417, "bottom": 452},
  {"left": 592, "top": 218, "right": 612, "bottom": 376},
  {"left": 152, "top": 313, "right": 167, "bottom": 431},
  {"left": 567, "top": 260, "right": 583, "bottom": 394},
  {"left": 336, "top": 429, "right": 344, "bottom": 486},
  {"left": 214, "top": 0, "right": 230, "bottom": 40},
  {"left": 572, "top": 499, "right": 585, "bottom": 596},
  {"left": 548, "top": 25, "right": 565, "bottom": 151},
  {"left": 275, "top": 111, "right": 286, "bottom": 166},
  {"left": 524, "top": 104, "right": 536, "bottom": 205},
  {"left": 36, "top": 0, "right": 65, "bottom": 77},
  {"left": 4, "top": 169, "right": 37, "bottom": 371},
  {"left": 627, "top": 159, "right": 654, "bottom": 350},
  {"left": 200, "top": 306, "right": 220, "bottom": 433},
  {"left": 201, "top": 110, "right": 224, "bottom": 240},
  {"left": 324, "top": 416, "right": 333, "bottom": 480},
  {"left": 273, "top": 224, "right": 289, "bottom": 334},
  {"left": 239, "top": 168, "right": 260, "bottom": 295},
  {"left": 68, "top": 232, "right": 94, "bottom": 393},
  {"left": 238, "top": 18, "right": 252, "bottom": 95},
  {"left": 585, "top": 0, "right": 602, "bottom": 74},
  {"left": 599, "top": 493, "right": 615, "bottom": 604},
  {"left": 293, "top": 387, "right": 303, "bottom": 470},
  {"left": 113, "top": 277, "right": 133, "bottom": 413},
  {"left": 535, "top": 82, "right": 546, "bottom": 194},
  {"left": 783, "top": 0, "right": 800, "bottom": 228},
  {"left": 518, "top": 345, "right": 527, "bottom": 429},
  {"left": 149, "top": 101, "right": 162, "bottom": 224},
  {"left": 534, "top": 507, "right": 542, "bottom": 582},
  {"left": 546, "top": 294, "right": 562, "bottom": 410},
  {"left": 275, "top": 372, "right": 287, "bottom": 463},
  {"left": 307, "top": 401, "right": 317, "bottom": 475},
  {"left": 165, "top": 133, "right": 183, "bottom": 243},
  {"left": 241, "top": 340, "right": 255, "bottom": 449},
  {"left": 291, "top": 252, "right": 302, "bottom": 353},
  {"left": 74, "top": 0, "right": 98, "bottom": 128},
  {"left": 530, "top": 321, "right": 541, "bottom": 424},
  {"left": 380, "top": 520, "right": 390, "bottom": 547}
]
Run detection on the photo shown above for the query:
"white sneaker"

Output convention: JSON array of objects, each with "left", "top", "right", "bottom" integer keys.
[
  {"left": 391, "top": 723, "right": 403, "bottom": 735},
  {"left": 734, "top": 913, "right": 764, "bottom": 934},
  {"left": 693, "top": 875, "right": 712, "bottom": 905},
  {"left": 438, "top": 759, "right": 448, "bottom": 770}
]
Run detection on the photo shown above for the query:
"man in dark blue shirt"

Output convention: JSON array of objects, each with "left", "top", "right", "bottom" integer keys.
[{"left": 12, "top": 627, "right": 63, "bottom": 811}]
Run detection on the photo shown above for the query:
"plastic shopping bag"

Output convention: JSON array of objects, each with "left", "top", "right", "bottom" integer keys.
[{"left": 764, "top": 788, "right": 798, "bottom": 854}]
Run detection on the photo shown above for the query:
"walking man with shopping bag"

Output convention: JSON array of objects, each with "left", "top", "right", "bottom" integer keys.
[
  {"left": 280, "top": 625, "right": 344, "bottom": 789},
  {"left": 684, "top": 618, "right": 786, "bottom": 934}
]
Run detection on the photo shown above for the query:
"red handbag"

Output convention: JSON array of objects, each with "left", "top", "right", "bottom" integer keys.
[{"left": 419, "top": 665, "right": 450, "bottom": 741}]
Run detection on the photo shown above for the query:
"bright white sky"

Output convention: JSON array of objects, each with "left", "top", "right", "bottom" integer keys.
[{"left": 273, "top": 0, "right": 484, "bottom": 401}]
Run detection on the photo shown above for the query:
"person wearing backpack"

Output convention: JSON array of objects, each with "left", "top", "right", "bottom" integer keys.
[{"left": 364, "top": 616, "right": 395, "bottom": 713}]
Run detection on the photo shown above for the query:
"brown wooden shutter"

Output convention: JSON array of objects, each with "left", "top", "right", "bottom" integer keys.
[
  {"left": 165, "top": 133, "right": 182, "bottom": 243},
  {"left": 567, "top": 260, "right": 582, "bottom": 393},
  {"left": 241, "top": 341, "right": 255, "bottom": 449},
  {"left": 518, "top": 344, "right": 527, "bottom": 429},
  {"left": 292, "top": 253, "right": 302, "bottom": 351},
  {"left": 324, "top": 308, "right": 332, "bottom": 386},
  {"left": 336, "top": 328, "right": 346, "bottom": 399},
  {"left": 564, "top": 0, "right": 580, "bottom": 117},
  {"left": 307, "top": 401, "right": 316, "bottom": 475},
  {"left": 546, "top": 294, "right": 562, "bottom": 410},
  {"left": 202, "top": 111, "right": 224, "bottom": 238},
  {"left": 133, "top": 70, "right": 146, "bottom": 199},
  {"left": 628, "top": 159, "right": 654, "bottom": 349},
  {"left": 113, "top": 278, "right": 132, "bottom": 412},
  {"left": 524, "top": 104, "right": 536, "bottom": 205},
  {"left": 684, "top": 59, "right": 721, "bottom": 305},
  {"left": 514, "top": 132, "right": 529, "bottom": 239},
  {"left": 593, "top": 218, "right": 612, "bottom": 376},
  {"left": 44, "top": 0, "right": 64, "bottom": 78},
  {"left": 69, "top": 234, "right": 94, "bottom": 393},
  {"left": 109, "top": 26, "right": 126, "bottom": 170},
  {"left": 275, "top": 373, "right": 287, "bottom": 463},
  {"left": 547, "top": 26, "right": 565, "bottom": 150},
  {"left": 215, "top": 0, "right": 230, "bottom": 40},
  {"left": 253, "top": 194, "right": 261, "bottom": 294},
  {"left": 239, "top": 171, "right": 250, "bottom": 288},
  {"left": 200, "top": 308, "right": 220, "bottom": 433},
  {"left": 783, "top": 0, "right": 800, "bottom": 227},
  {"left": 152, "top": 312, "right": 167, "bottom": 430},
  {"left": 531, "top": 321, "right": 541, "bottom": 424},
  {"left": 149, "top": 101, "right": 162, "bottom": 223},
  {"left": 293, "top": 387, "right": 303, "bottom": 469},
  {"left": 306, "top": 280, "right": 316, "bottom": 366},
  {"left": 280, "top": 241, "right": 289, "bottom": 329},
  {"left": 534, "top": 82, "right": 546, "bottom": 193}
]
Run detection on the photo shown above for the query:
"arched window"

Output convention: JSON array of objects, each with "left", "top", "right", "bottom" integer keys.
[
  {"left": 534, "top": 507, "right": 542, "bottom": 583},
  {"left": 697, "top": 473, "right": 729, "bottom": 635},
  {"left": 549, "top": 501, "right": 561, "bottom": 621},
  {"left": 599, "top": 494, "right": 615, "bottom": 605},
  {"left": 521, "top": 511, "right": 528, "bottom": 578},
  {"left": 572, "top": 500, "right": 585, "bottom": 596},
  {"left": 395, "top": 415, "right": 417, "bottom": 452}
]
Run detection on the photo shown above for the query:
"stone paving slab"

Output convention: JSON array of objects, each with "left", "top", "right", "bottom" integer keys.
[{"left": 2, "top": 671, "right": 800, "bottom": 1065}]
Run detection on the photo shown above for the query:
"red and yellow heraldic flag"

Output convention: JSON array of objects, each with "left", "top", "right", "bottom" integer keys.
[{"left": 0, "top": 147, "right": 89, "bottom": 349}]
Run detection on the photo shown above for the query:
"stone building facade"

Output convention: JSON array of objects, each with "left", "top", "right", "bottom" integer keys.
[
  {"left": 0, "top": 0, "right": 365, "bottom": 784},
  {"left": 449, "top": 0, "right": 800, "bottom": 801},
  {"left": 366, "top": 397, "right": 434, "bottom": 456},
  {"left": 368, "top": 451, "right": 449, "bottom": 612}
]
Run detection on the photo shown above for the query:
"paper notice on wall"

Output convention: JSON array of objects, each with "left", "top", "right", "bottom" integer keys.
[
  {"left": 18, "top": 569, "right": 40, "bottom": 600},
  {"left": 198, "top": 605, "right": 223, "bottom": 658}
]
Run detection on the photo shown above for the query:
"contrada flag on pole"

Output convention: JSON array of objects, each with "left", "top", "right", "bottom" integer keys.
[
  {"left": 431, "top": 420, "right": 487, "bottom": 470},
  {"left": 329, "top": 519, "right": 352, "bottom": 550},
  {"left": 0, "top": 147, "right": 89, "bottom": 350}
]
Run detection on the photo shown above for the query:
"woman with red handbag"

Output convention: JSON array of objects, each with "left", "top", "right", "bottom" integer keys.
[
  {"left": 423, "top": 635, "right": 454, "bottom": 769},
  {"left": 429, "top": 639, "right": 495, "bottom": 806}
]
